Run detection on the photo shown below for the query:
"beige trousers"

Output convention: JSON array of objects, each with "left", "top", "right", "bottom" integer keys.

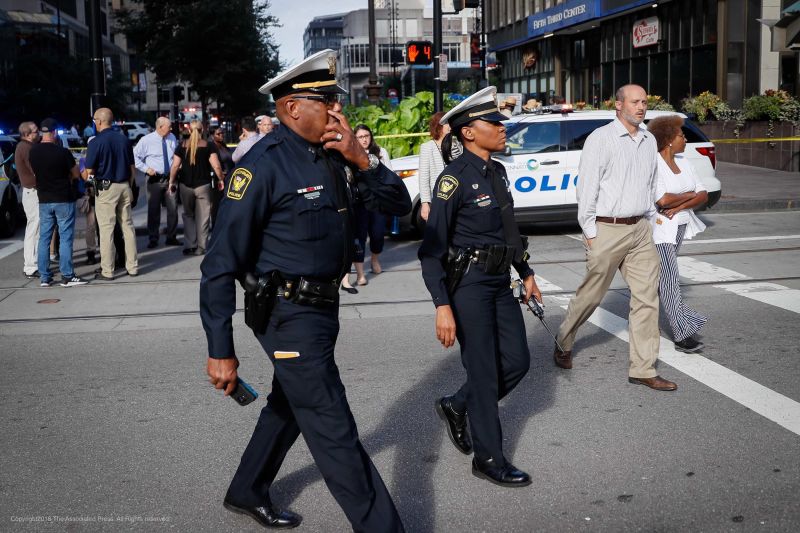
[
  {"left": 95, "top": 183, "right": 138, "bottom": 276},
  {"left": 557, "top": 219, "right": 661, "bottom": 378}
]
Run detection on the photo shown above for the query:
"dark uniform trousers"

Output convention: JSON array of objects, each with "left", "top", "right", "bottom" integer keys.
[
  {"left": 226, "top": 294, "right": 404, "bottom": 533},
  {"left": 448, "top": 271, "right": 531, "bottom": 463}
]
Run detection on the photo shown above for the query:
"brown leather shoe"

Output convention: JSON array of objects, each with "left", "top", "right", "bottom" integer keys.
[
  {"left": 554, "top": 346, "right": 572, "bottom": 369},
  {"left": 628, "top": 375, "right": 677, "bottom": 391}
]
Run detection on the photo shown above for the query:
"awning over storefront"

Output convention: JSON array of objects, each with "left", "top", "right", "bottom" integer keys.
[{"left": 491, "top": 0, "right": 654, "bottom": 52}]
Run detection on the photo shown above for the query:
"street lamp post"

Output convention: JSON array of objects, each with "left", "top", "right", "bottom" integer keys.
[
  {"left": 365, "top": 0, "right": 382, "bottom": 104},
  {"left": 433, "top": 0, "right": 442, "bottom": 112}
]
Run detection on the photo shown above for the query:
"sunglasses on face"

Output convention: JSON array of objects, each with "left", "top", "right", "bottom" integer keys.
[{"left": 292, "top": 94, "right": 340, "bottom": 105}]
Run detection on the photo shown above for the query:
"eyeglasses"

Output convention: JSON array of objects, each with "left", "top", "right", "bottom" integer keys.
[
  {"left": 292, "top": 94, "right": 340, "bottom": 105},
  {"left": 356, "top": 134, "right": 371, "bottom": 140}
]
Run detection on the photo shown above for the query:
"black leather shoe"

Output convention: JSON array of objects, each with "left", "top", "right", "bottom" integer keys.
[
  {"left": 472, "top": 457, "right": 531, "bottom": 488},
  {"left": 674, "top": 336, "right": 704, "bottom": 353},
  {"left": 223, "top": 498, "right": 301, "bottom": 529},
  {"left": 182, "top": 247, "right": 197, "bottom": 256},
  {"left": 147, "top": 240, "right": 157, "bottom": 249},
  {"left": 435, "top": 396, "right": 472, "bottom": 455},
  {"left": 165, "top": 237, "right": 182, "bottom": 246}
]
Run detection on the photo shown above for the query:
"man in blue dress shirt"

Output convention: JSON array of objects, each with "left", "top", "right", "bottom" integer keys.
[{"left": 133, "top": 117, "right": 180, "bottom": 249}]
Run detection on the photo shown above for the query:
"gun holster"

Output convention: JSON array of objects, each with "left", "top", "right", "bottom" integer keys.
[
  {"left": 243, "top": 272, "right": 278, "bottom": 335},
  {"left": 445, "top": 246, "right": 473, "bottom": 295}
]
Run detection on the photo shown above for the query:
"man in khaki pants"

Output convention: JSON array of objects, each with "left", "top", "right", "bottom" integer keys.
[
  {"left": 82, "top": 108, "right": 138, "bottom": 280},
  {"left": 554, "top": 85, "right": 677, "bottom": 391}
]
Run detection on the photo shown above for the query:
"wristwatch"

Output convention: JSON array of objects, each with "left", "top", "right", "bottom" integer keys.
[{"left": 360, "top": 153, "right": 380, "bottom": 172}]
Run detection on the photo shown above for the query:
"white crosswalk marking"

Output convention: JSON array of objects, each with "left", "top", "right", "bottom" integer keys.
[
  {"left": 584, "top": 307, "right": 800, "bottom": 436},
  {"left": 682, "top": 234, "right": 800, "bottom": 245},
  {"left": 714, "top": 282, "right": 800, "bottom": 315},
  {"left": 0, "top": 240, "right": 24, "bottom": 261},
  {"left": 534, "top": 274, "right": 800, "bottom": 436},
  {"left": 676, "top": 257, "right": 751, "bottom": 282}
]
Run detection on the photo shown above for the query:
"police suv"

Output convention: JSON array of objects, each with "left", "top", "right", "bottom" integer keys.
[{"left": 392, "top": 109, "right": 720, "bottom": 233}]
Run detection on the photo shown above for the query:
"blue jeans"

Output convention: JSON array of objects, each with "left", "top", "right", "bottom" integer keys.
[{"left": 38, "top": 202, "right": 76, "bottom": 282}]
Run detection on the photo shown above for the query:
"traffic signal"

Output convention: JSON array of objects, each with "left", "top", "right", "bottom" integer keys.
[{"left": 406, "top": 41, "right": 433, "bottom": 66}]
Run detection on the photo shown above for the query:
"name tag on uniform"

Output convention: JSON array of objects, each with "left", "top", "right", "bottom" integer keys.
[
  {"left": 297, "top": 185, "right": 324, "bottom": 199},
  {"left": 474, "top": 194, "right": 492, "bottom": 207}
]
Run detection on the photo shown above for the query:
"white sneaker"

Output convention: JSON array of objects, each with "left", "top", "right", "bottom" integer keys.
[{"left": 60, "top": 276, "right": 89, "bottom": 287}]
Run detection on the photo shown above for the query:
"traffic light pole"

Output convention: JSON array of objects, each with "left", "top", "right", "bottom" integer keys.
[
  {"left": 88, "top": 0, "right": 105, "bottom": 116},
  {"left": 433, "top": 0, "right": 442, "bottom": 112}
]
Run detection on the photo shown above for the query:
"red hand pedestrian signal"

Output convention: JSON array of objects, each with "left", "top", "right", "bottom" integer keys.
[{"left": 406, "top": 40, "right": 433, "bottom": 65}]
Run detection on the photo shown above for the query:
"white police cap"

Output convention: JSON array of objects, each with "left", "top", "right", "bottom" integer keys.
[
  {"left": 259, "top": 49, "right": 347, "bottom": 100},
  {"left": 440, "top": 86, "right": 507, "bottom": 129}
]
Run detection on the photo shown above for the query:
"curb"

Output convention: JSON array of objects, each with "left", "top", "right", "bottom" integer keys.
[{"left": 708, "top": 198, "right": 800, "bottom": 213}]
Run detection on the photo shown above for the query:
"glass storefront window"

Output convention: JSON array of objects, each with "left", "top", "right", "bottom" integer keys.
[
  {"left": 650, "top": 53, "right": 668, "bottom": 99},
  {"left": 631, "top": 58, "right": 647, "bottom": 89},
  {"left": 670, "top": 50, "right": 690, "bottom": 101}
]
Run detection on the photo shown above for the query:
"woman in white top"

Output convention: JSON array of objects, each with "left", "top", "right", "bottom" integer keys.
[
  {"left": 340, "top": 125, "right": 393, "bottom": 293},
  {"left": 417, "top": 111, "right": 462, "bottom": 222},
  {"left": 647, "top": 115, "right": 709, "bottom": 353}
]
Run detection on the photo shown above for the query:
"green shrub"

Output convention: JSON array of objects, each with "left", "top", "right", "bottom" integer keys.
[
  {"left": 647, "top": 95, "right": 674, "bottom": 111},
  {"left": 680, "top": 91, "right": 729, "bottom": 124},
  {"left": 343, "top": 91, "right": 458, "bottom": 158},
  {"left": 743, "top": 94, "right": 783, "bottom": 121}
]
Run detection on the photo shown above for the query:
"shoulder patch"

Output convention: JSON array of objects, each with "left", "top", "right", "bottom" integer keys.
[
  {"left": 227, "top": 168, "right": 253, "bottom": 200},
  {"left": 436, "top": 175, "right": 459, "bottom": 201}
]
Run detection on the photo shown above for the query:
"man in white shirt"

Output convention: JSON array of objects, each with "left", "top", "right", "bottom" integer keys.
[
  {"left": 554, "top": 84, "right": 676, "bottom": 392},
  {"left": 133, "top": 117, "right": 180, "bottom": 248}
]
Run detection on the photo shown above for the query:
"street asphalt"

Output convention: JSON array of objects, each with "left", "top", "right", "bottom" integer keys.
[{"left": 0, "top": 163, "right": 798, "bottom": 532}]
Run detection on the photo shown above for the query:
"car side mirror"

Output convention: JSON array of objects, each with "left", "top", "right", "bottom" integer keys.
[{"left": 503, "top": 145, "right": 512, "bottom": 157}]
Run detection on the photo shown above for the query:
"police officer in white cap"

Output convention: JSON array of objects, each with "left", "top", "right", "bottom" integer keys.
[
  {"left": 201, "top": 49, "right": 409, "bottom": 530},
  {"left": 419, "top": 86, "right": 542, "bottom": 487}
]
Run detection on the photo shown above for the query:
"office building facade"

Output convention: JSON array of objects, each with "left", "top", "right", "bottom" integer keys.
[{"left": 485, "top": 0, "right": 779, "bottom": 107}]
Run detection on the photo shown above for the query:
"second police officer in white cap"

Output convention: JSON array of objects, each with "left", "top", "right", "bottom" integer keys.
[
  {"left": 200, "top": 49, "right": 410, "bottom": 531},
  {"left": 419, "top": 86, "right": 543, "bottom": 487}
]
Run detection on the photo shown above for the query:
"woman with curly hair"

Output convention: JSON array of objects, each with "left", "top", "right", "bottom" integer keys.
[
  {"left": 646, "top": 115, "right": 709, "bottom": 353},
  {"left": 169, "top": 120, "right": 225, "bottom": 256}
]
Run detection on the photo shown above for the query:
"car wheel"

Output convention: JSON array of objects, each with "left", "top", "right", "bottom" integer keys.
[{"left": 0, "top": 188, "right": 17, "bottom": 237}]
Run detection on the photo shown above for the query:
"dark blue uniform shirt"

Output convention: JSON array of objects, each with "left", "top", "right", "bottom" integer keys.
[
  {"left": 200, "top": 125, "right": 411, "bottom": 358},
  {"left": 84, "top": 128, "right": 134, "bottom": 183},
  {"left": 418, "top": 149, "right": 534, "bottom": 307}
]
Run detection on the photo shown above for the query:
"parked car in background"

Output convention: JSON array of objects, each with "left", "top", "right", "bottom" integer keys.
[
  {"left": 0, "top": 136, "right": 23, "bottom": 237},
  {"left": 392, "top": 110, "right": 720, "bottom": 234},
  {"left": 119, "top": 121, "right": 152, "bottom": 142}
]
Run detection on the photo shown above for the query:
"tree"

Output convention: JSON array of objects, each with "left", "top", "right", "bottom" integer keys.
[{"left": 116, "top": 0, "right": 282, "bottom": 123}]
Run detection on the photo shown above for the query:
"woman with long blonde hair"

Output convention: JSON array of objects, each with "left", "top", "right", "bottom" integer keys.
[{"left": 168, "top": 120, "right": 225, "bottom": 255}]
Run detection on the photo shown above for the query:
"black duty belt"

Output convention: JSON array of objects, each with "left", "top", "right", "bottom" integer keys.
[
  {"left": 466, "top": 244, "right": 515, "bottom": 275},
  {"left": 595, "top": 215, "right": 643, "bottom": 225},
  {"left": 277, "top": 273, "right": 338, "bottom": 307}
]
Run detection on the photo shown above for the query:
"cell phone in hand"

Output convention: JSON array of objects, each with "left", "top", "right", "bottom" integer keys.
[{"left": 231, "top": 378, "right": 259, "bottom": 406}]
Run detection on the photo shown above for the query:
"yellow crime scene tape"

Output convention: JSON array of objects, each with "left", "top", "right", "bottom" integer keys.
[{"left": 709, "top": 137, "right": 800, "bottom": 144}]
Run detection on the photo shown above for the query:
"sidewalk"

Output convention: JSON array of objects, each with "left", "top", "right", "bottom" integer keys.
[{"left": 712, "top": 161, "right": 799, "bottom": 212}]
